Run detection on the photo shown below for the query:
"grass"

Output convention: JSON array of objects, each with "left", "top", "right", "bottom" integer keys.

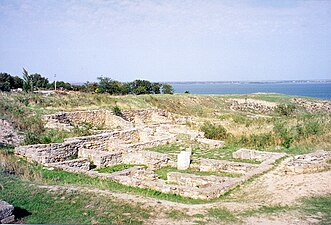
[
  {"left": 0, "top": 173, "right": 150, "bottom": 224},
  {"left": 97, "top": 164, "right": 146, "bottom": 173},
  {"left": 207, "top": 207, "right": 238, "bottom": 222},
  {"left": 166, "top": 210, "right": 189, "bottom": 219},
  {"left": 301, "top": 195, "right": 331, "bottom": 225},
  {"left": 239, "top": 205, "right": 292, "bottom": 217},
  {"left": 0, "top": 148, "right": 207, "bottom": 204},
  {"left": 155, "top": 166, "right": 242, "bottom": 180}
]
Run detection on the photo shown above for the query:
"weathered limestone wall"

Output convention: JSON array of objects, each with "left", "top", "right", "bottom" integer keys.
[
  {"left": 121, "top": 109, "right": 172, "bottom": 125},
  {"left": 0, "top": 119, "right": 22, "bottom": 146},
  {"left": 226, "top": 98, "right": 277, "bottom": 114},
  {"left": 232, "top": 148, "right": 285, "bottom": 162},
  {"left": 15, "top": 141, "right": 81, "bottom": 164},
  {"left": 167, "top": 172, "right": 232, "bottom": 188},
  {"left": 199, "top": 158, "right": 259, "bottom": 173},
  {"left": 78, "top": 148, "right": 122, "bottom": 168},
  {"left": 122, "top": 150, "right": 170, "bottom": 168},
  {"left": 44, "top": 109, "right": 132, "bottom": 130},
  {"left": 291, "top": 98, "right": 331, "bottom": 113},
  {"left": 49, "top": 158, "right": 90, "bottom": 171},
  {"left": 278, "top": 150, "right": 331, "bottom": 175}
]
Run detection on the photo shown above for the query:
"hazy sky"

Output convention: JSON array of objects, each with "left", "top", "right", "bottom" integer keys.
[{"left": 1, "top": 0, "right": 331, "bottom": 82}]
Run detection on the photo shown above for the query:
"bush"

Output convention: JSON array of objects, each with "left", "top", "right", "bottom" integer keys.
[
  {"left": 273, "top": 121, "right": 294, "bottom": 148},
  {"left": 112, "top": 106, "right": 122, "bottom": 117},
  {"left": 276, "top": 104, "right": 296, "bottom": 116},
  {"left": 200, "top": 122, "right": 228, "bottom": 140}
]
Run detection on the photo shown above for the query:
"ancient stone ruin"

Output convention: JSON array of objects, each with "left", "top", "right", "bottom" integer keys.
[
  {"left": 277, "top": 150, "right": 331, "bottom": 175},
  {"left": 14, "top": 109, "right": 329, "bottom": 200}
]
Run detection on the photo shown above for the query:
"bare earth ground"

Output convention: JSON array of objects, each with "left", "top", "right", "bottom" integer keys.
[{"left": 38, "top": 167, "right": 331, "bottom": 224}]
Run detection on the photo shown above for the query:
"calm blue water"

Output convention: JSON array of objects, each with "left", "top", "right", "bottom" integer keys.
[{"left": 170, "top": 82, "right": 331, "bottom": 100}]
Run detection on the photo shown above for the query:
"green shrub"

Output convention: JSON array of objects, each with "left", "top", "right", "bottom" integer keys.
[
  {"left": 72, "top": 123, "right": 93, "bottom": 136},
  {"left": 276, "top": 103, "right": 296, "bottom": 116},
  {"left": 200, "top": 122, "right": 228, "bottom": 140},
  {"left": 112, "top": 105, "right": 122, "bottom": 117}
]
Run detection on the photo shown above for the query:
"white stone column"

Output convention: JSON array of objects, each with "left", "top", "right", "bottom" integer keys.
[{"left": 177, "top": 150, "right": 191, "bottom": 170}]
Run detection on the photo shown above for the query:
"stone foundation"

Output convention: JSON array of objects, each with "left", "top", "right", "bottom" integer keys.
[
  {"left": 277, "top": 150, "right": 331, "bottom": 175},
  {"left": 199, "top": 158, "right": 259, "bottom": 173},
  {"left": 15, "top": 109, "right": 296, "bottom": 200},
  {"left": 43, "top": 109, "right": 132, "bottom": 130},
  {"left": 49, "top": 158, "right": 90, "bottom": 171}
]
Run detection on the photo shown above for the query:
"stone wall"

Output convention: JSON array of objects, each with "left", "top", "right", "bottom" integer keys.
[
  {"left": 167, "top": 172, "right": 232, "bottom": 188},
  {"left": 43, "top": 109, "right": 132, "bottom": 130},
  {"left": 226, "top": 98, "right": 277, "bottom": 114},
  {"left": 49, "top": 158, "right": 90, "bottom": 171},
  {"left": 277, "top": 150, "right": 331, "bottom": 175},
  {"left": 15, "top": 141, "right": 81, "bottom": 164},
  {"left": 198, "top": 158, "right": 259, "bottom": 173},
  {"left": 0, "top": 119, "right": 22, "bottom": 146},
  {"left": 78, "top": 148, "right": 122, "bottom": 168},
  {"left": 122, "top": 150, "right": 170, "bottom": 169},
  {"left": 291, "top": 98, "right": 331, "bottom": 113},
  {"left": 121, "top": 109, "right": 172, "bottom": 126}
]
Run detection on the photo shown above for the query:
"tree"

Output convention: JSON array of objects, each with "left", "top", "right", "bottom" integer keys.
[
  {"left": 12, "top": 76, "right": 23, "bottom": 89},
  {"left": 0, "top": 73, "right": 12, "bottom": 91},
  {"left": 132, "top": 79, "right": 152, "bottom": 95},
  {"left": 0, "top": 81, "right": 10, "bottom": 91},
  {"left": 83, "top": 81, "right": 99, "bottom": 92},
  {"left": 97, "top": 76, "right": 122, "bottom": 95},
  {"left": 0, "top": 73, "right": 23, "bottom": 91},
  {"left": 22, "top": 68, "right": 33, "bottom": 92},
  {"left": 162, "top": 83, "right": 174, "bottom": 94},
  {"left": 120, "top": 82, "right": 132, "bottom": 95},
  {"left": 30, "top": 73, "right": 49, "bottom": 89},
  {"left": 22, "top": 69, "right": 49, "bottom": 92}
]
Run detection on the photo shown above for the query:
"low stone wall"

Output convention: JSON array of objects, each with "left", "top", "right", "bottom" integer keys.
[
  {"left": 121, "top": 109, "right": 172, "bottom": 125},
  {"left": 0, "top": 119, "right": 21, "bottom": 146},
  {"left": 232, "top": 148, "right": 285, "bottom": 162},
  {"left": 44, "top": 109, "right": 132, "bottom": 130},
  {"left": 15, "top": 141, "right": 81, "bottom": 164},
  {"left": 0, "top": 201, "right": 14, "bottom": 224},
  {"left": 78, "top": 148, "right": 123, "bottom": 168},
  {"left": 167, "top": 172, "right": 232, "bottom": 188},
  {"left": 122, "top": 150, "right": 170, "bottom": 169},
  {"left": 291, "top": 98, "right": 331, "bottom": 113},
  {"left": 278, "top": 150, "right": 331, "bottom": 175},
  {"left": 49, "top": 158, "right": 90, "bottom": 171},
  {"left": 126, "top": 134, "right": 177, "bottom": 151},
  {"left": 226, "top": 98, "right": 278, "bottom": 114},
  {"left": 198, "top": 158, "right": 259, "bottom": 173}
]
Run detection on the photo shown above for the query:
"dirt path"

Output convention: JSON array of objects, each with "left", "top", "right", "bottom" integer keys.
[
  {"left": 228, "top": 170, "right": 331, "bottom": 205},
  {"left": 38, "top": 169, "right": 331, "bottom": 224}
]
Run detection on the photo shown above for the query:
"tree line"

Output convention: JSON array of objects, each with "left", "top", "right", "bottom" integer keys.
[{"left": 0, "top": 69, "right": 174, "bottom": 95}]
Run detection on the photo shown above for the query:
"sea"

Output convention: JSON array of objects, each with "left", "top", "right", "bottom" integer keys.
[{"left": 170, "top": 81, "right": 331, "bottom": 100}]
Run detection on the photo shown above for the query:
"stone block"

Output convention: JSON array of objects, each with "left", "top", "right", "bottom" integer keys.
[
  {"left": 0, "top": 201, "right": 14, "bottom": 220},
  {"left": 177, "top": 151, "right": 191, "bottom": 170},
  {"left": 1, "top": 215, "right": 15, "bottom": 224}
]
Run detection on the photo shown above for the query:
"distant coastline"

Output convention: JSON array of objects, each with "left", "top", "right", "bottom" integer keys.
[
  {"left": 169, "top": 81, "right": 331, "bottom": 100},
  {"left": 167, "top": 80, "right": 331, "bottom": 85}
]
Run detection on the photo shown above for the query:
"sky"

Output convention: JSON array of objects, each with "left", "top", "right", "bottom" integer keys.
[{"left": 0, "top": 0, "right": 331, "bottom": 82}]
